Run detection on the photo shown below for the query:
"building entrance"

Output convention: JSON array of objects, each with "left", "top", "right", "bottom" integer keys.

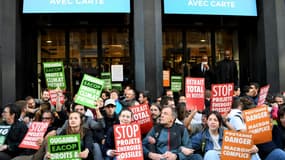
[
  {"left": 39, "top": 27, "right": 131, "bottom": 97},
  {"left": 162, "top": 29, "right": 239, "bottom": 92}
]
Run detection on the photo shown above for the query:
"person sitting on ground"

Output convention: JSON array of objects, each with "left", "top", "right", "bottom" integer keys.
[{"left": 143, "top": 106, "right": 202, "bottom": 160}]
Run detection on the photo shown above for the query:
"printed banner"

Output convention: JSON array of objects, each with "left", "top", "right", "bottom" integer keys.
[
  {"left": 257, "top": 85, "right": 270, "bottom": 106},
  {"left": 0, "top": 125, "right": 11, "bottom": 145},
  {"left": 171, "top": 76, "right": 182, "bottom": 92},
  {"left": 49, "top": 89, "right": 65, "bottom": 106},
  {"left": 112, "top": 83, "right": 122, "bottom": 92},
  {"left": 48, "top": 134, "right": 81, "bottom": 160},
  {"left": 211, "top": 83, "right": 234, "bottom": 114},
  {"left": 243, "top": 106, "right": 272, "bottom": 144},
  {"left": 185, "top": 77, "right": 205, "bottom": 111},
  {"left": 23, "top": 0, "right": 130, "bottom": 13},
  {"left": 19, "top": 122, "right": 49, "bottom": 150},
  {"left": 163, "top": 70, "right": 170, "bottom": 87},
  {"left": 221, "top": 130, "right": 252, "bottom": 160},
  {"left": 101, "top": 72, "right": 112, "bottom": 90},
  {"left": 75, "top": 74, "right": 104, "bottom": 108},
  {"left": 114, "top": 123, "right": 143, "bottom": 160},
  {"left": 43, "top": 62, "right": 66, "bottom": 90},
  {"left": 164, "top": 0, "right": 257, "bottom": 16},
  {"left": 129, "top": 104, "right": 153, "bottom": 134}
]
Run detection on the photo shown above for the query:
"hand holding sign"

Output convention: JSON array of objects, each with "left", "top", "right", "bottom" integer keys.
[{"left": 0, "top": 144, "right": 7, "bottom": 151}]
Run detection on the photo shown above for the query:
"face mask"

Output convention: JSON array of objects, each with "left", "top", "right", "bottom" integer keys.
[{"left": 201, "top": 62, "right": 208, "bottom": 65}]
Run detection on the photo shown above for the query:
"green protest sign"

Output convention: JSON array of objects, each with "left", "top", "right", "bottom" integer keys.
[
  {"left": 48, "top": 134, "right": 81, "bottom": 160},
  {"left": 75, "top": 74, "right": 104, "bottom": 108},
  {"left": 112, "top": 83, "right": 122, "bottom": 92},
  {"left": 101, "top": 72, "right": 112, "bottom": 90},
  {"left": 171, "top": 76, "right": 182, "bottom": 92},
  {"left": 0, "top": 125, "right": 11, "bottom": 145},
  {"left": 43, "top": 62, "right": 66, "bottom": 89}
]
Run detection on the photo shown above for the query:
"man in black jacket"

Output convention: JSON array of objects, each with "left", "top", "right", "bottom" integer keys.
[
  {"left": 191, "top": 54, "right": 215, "bottom": 89},
  {"left": 216, "top": 50, "right": 238, "bottom": 86}
]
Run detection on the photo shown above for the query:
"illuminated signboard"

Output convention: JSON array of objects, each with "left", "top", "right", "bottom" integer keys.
[
  {"left": 23, "top": 0, "right": 130, "bottom": 13},
  {"left": 164, "top": 0, "right": 257, "bottom": 16}
]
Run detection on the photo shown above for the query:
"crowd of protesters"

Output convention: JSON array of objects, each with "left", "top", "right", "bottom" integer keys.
[{"left": 0, "top": 81, "right": 285, "bottom": 160}]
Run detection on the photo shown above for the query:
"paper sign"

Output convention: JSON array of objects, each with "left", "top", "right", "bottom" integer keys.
[
  {"left": 257, "top": 85, "right": 270, "bottom": 106},
  {"left": 0, "top": 125, "right": 11, "bottom": 145},
  {"left": 185, "top": 77, "right": 205, "bottom": 111},
  {"left": 114, "top": 123, "right": 143, "bottom": 160},
  {"left": 48, "top": 134, "right": 81, "bottom": 160},
  {"left": 75, "top": 74, "right": 104, "bottom": 108},
  {"left": 49, "top": 90, "right": 65, "bottom": 105},
  {"left": 19, "top": 122, "right": 49, "bottom": 150},
  {"left": 163, "top": 70, "right": 170, "bottom": 87},
  {"left": 111, "top": 65, "right": 124, "bottom": 81},
  {"left": 43, "top": 62, "right": 66, "bottom": 89},
  {"left": 221, "top": 130, "right": 252, "bottom": 160},
  {"left": 211, "top": 83, "right": 234, "bottom": 114},
  {"left": 243, "top": 106, "right": 272, "bottom": 144},
  {"left": 171, "top": 76, "right": 182, "bottom": 92},
  {"left": 129, "top": 104, "right": 153, "bottom": 134}
]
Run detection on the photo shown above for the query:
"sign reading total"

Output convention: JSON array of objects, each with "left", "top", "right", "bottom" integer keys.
[{"left": 185, "top": 77, "right": 205, "bottom": 111}]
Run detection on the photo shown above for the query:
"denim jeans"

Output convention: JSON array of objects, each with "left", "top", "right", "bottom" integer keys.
[{"left": 265, "top": 148, "right": 285, "bottom": 160}]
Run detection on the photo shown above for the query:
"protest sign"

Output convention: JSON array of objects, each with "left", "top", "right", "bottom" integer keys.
[
  {"left": 163, "top": 70, "right": 170, "bottom": 87},
  {"left": 112, "top": 83, "right": 122, "bottom": 92},
  {"left": 111, "top": 65, "right": 123, "bottom": 81},
  {"left": 185, "top": 77, "right": 205, "bottom": 111},
  {"left": 129, "top": 104, "right": 153, "bottom": 134},
  {"left": 101, "top": 72, "right": 112, "bottom": 90},
  {"left": 19, "top": 122, "right": 49, "bottom": 150},
  {"left": 49, "top": 89, "right": 65, "bottom": 105},
  {"left": 75, "top": 74, "right": 104, "bottom": 108},
  {"left": 114, "top": 123, "right": 143, "bottom": 160},
  {"left": 211, "top": 83, "right": 234, "bottom": 114},
  {"left": 171, "top": 76, "right": 182, "bottom": 92},
  {"left": 243, "top": 106, "right": 272, "bottom": 144},
  {"left": 48, "top": 134, "right": 81, "bottom": 160},
  {"left": 43, "top": 62, "right": 66, "bottom": 90},
  {"left": 257, "top": 84, "right": 270, "bottom": 106},
  {"left": 0, "top": 125, "right": 11, "bottom": 145},
  {"left": 221, "top": 130, "right": 252, "bottom": 160}
]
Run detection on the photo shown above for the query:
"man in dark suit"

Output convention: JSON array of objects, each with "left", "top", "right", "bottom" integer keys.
[
  {"left": 216, "top": 50, "right": 238, "bottom": 86},
  {"left": 191, "top": 54, "right": 215, "bottom": 89}
]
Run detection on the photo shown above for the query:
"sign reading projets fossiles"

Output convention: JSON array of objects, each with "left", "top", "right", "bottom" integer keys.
[
  {"left": 211, "top": 83, "right": 234, "bottom": 114},
  {"left": 114, "top": 123, "right": 143, "bottom": 160},
  {"left": 48, "top": 134, "right": 81, "bottom": 160},
  {"left": 43, "top": 62, "right": 66, "bottom": 90},
  {"left": 19, "top": 122, "right": 49, "bottom": 150},
  {"left": 75, "top": 74, "right": 104, "bottom": 108}
]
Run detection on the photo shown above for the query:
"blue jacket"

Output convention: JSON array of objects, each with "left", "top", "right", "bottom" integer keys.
[
  {"left": 191, "top": 128, "right": 223, "bottom": 153},
  {"left": 142, "top": 123, "right": 192, "bottom": 159}
]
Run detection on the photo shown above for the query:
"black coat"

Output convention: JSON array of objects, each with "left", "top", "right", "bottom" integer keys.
[
  {"left": 216, "top": 59, "right": 238, "bottom": 85},
  {"left": 191, "top": 63, "right": 215, "bottom": 89}
]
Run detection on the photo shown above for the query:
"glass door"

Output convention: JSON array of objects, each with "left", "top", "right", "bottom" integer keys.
[{"left": 39, "top": 27, "right": 130, "bottom": 97}]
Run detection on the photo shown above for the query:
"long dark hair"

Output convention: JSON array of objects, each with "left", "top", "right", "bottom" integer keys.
[
  {"left": 206, "top": 110, "right": 223, "bottom": 127},
  {"left": 67, "top": 112, "right": 85, "bottom": 139}
]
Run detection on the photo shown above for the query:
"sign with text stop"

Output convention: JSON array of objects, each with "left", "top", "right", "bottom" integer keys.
[{"left": 211, "top": 83, "right": 234, "bottom": 114}]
